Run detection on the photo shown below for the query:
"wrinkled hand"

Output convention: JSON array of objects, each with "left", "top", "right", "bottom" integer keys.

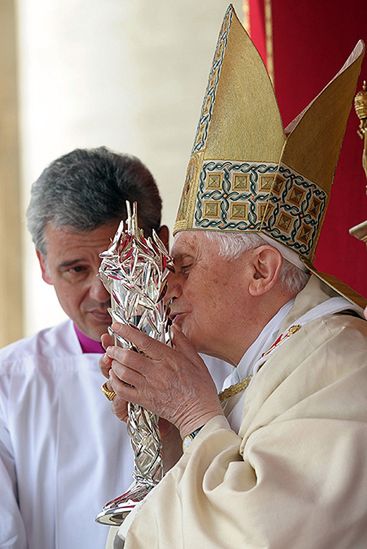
[
  {"left": 105, "top": 322, "right": 224, "bottom": 438},
  {"left": 100, "top": 333, "right": 177, "bottom": 440}
]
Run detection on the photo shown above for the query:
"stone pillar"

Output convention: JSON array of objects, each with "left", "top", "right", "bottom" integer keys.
[{"left": 0, "top": 0, "right": 22, "bottom": 346}]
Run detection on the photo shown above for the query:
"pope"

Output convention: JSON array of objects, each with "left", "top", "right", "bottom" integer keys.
[{"left": 103, "top": 7, "right": 367, "bottom": 548}]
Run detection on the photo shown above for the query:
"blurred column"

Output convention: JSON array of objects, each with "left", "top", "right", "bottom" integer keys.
[{"left": 0, "top": 0, "right": 23, "bottom": 346}]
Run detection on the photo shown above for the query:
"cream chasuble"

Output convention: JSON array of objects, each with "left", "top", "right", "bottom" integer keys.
[{"left": 107, "top": 276, "right": 367, "bottom": 549}]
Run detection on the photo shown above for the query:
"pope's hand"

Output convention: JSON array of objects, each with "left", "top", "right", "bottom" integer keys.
[
  {"left": 104, "top": 322, "right": 224, "bottom": 438},
  {"left": 100, "top": 333, "right": 176, "bottom": 440}
]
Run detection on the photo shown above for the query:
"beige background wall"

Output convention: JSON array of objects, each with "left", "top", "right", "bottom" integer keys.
[
  {"left": 1, "top": 1, "right": 244, "bottom": 345},
  {"left": 0, "top": 1, "right": 22, "bottom": 347},
  {"left": 15, "top": 0, "right": 244, "bottom": 340}
]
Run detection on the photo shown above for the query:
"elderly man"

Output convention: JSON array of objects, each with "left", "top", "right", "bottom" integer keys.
[{"left": 103, "top": 8, "right": 367, "bottom": 548}]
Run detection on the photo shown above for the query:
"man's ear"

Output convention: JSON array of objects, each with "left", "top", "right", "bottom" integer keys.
[
  {"left": 36, "top": 250, "right": 53, "bottom": 285},
  {"left": 248, "top": 246, "right": 282, "bottom": 297},
  {"left": 157, "top": 225, "right": 169, "bottom": 250}
]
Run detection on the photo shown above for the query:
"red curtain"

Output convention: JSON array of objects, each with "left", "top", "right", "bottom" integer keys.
[{"left": 248, "top": 0, "right": 367, "bottom": 297}]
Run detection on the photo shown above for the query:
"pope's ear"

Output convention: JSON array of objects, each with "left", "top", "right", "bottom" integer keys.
[
  {"left": 248, "top": 246, "right": 282, "bottom": 297},
  {"left": 36, "top": 249, "right": 53, "bottom": 285},
  {"left": 157, "top": 225, "right": 169, "bottom": 250}
]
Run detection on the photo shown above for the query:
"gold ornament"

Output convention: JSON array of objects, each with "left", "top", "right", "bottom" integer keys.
[
  {"left": 101, "top": 382, "right": 116, "bottom": 402},
  {"left": 349, "top": 80, "right": 367, "bottom": 244},
  {"left": 218, "top": 375, "right": 252, "bottom": 403}
]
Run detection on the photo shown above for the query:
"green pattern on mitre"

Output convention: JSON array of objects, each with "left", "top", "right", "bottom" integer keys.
[{"left": 190, "top": 160, "right": 326, "bottom": 260}]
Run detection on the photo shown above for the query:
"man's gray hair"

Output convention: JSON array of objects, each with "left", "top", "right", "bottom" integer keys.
[
  {"left": 27, "top": 147, "right": 162, "bottom": 255},
  {"left": 203, "top": 232, "right": 309, "bottom": 294}
]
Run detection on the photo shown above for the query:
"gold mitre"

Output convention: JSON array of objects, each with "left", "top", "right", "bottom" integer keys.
[{"left": 174, "top": 5, "right": 364, "bottom": 271}]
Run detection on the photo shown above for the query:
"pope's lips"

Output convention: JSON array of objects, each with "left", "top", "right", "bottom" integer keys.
[{"left": 170, "top": 312, "right": 186, "bottom": 324}]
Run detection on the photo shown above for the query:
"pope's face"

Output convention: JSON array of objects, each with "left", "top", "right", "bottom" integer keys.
[
  {"left": 168, "top": 231, "right": 251, "bottom": 363},
  {"left": 37, "top": 222, "right": 119, "bottom": 341}
]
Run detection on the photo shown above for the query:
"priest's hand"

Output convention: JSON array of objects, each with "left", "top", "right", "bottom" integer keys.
[
  {"left": 100, "top": 332, "right": 129, "bottom": 422},
  {"left": 104, "top": 322, "right": 224, "bottom": 438}
]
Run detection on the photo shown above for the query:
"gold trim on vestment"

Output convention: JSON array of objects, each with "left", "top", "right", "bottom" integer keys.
[
  {"left": 218, "top": 375, "right": 252, "bottom": 402},
  {"left": 218, "top": 324, "right": 302, "bottom": 403}
]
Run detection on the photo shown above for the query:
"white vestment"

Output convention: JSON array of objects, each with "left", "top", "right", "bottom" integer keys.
[
  {"left": 0, "top": 320, "right": 134, "bottom": 549},
  {"left": 0, "top": 320, "right": 230, "bottom": 549}
]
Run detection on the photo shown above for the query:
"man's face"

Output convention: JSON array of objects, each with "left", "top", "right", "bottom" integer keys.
[
  {"left": 168, "top": 231, "right": 252, "bottom": 364},
  {"left": 37, "top": 222, "right": 120, "bottom": 340}
]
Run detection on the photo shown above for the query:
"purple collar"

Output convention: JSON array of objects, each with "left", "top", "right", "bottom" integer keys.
[{"left": 73, "top": 323, "right": 104, "bottom": 354}]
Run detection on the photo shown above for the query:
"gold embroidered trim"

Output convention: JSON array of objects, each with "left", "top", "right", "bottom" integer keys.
[
  {"left": 218, "top": 323, "right": 302, "bottom": 403},
  {"left": 218, "top": 375, "right": 252, "bottom": 402}
]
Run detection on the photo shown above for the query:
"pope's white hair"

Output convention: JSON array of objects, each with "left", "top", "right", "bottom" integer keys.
[{"left": 202, "top": 231, "right": 309, "bottom": 294}]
